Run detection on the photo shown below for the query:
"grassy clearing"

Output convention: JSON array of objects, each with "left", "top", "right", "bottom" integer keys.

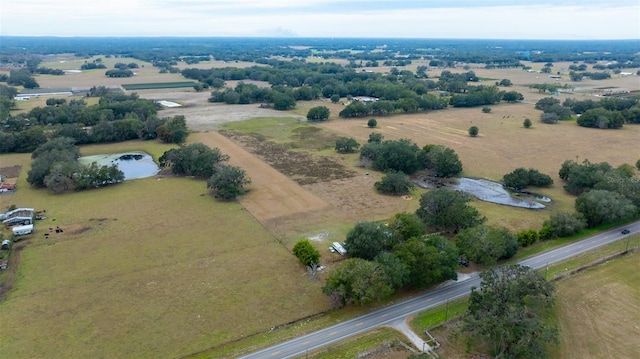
[
  {"left": 410, "top": 297, "right": 469, "bottom": 332},
  {"left": 307, "top": 327, "right": 408, "bottom": 358},
  {"left": 0, "top": 139, "right": 329, "bottom": 358},
  {"left": 221, "top": 116, "right": 343, "bottom": 153}
]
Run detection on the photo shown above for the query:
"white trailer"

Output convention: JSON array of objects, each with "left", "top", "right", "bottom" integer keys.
[
  {"left": 12, "top": 224, "right": 34, "bottom": 236},
  {"left": 332, "top": 242, "right": 347, "bottom": 256}
]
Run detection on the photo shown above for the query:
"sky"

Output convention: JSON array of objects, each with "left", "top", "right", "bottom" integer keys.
[{"left": 1, "top": 0, "right": 639, "bottom": 39}]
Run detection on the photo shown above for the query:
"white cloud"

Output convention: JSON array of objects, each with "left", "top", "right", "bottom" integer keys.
[{"left": 1, "top": 0, "right": 638, "bottom": 38}]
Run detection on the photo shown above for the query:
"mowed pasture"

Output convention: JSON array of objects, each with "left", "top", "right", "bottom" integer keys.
[
  {"left": 554, "top": 250, "right": 640, "bottom": 359},
  {"left": 0, "top": 140, "right": 329, "bottom": 358}
]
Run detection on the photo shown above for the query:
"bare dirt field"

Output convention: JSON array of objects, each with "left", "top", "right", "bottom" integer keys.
[
  {"left": 189, "top": 129, "right": 416, "bottom": 249},
  {"left": 189, "top": 131, "right": 329, "bottom": 223}
]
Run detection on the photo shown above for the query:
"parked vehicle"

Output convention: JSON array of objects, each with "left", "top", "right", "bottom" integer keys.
[{"left": 12, "top": 224, "right": 34, "bottom": 236}]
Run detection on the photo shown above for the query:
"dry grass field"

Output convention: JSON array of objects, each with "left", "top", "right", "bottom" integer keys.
[
  {"left": 35, "top": 55, "right": 185, "bottom": 89},
  {"left": 418, "top": 246, "right": 639, "bottom": 359},
  {"left": 0, "top": 141, "right": 329, "bottom": 358},
  {"left": 1, "top": 56, "right": 639, "bottom": 358},
  {"left": 554, "top": 251, "right": 640, "bottom": 359}
]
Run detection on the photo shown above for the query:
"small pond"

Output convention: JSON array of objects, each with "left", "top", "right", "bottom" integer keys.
[
  {"left": 78, "top": 151, "right": 160, "bottom": 180},
  {"left": 452, "top": 178, "right": 549, "bottom": 209},
  {"left": 416, "top": 177, "right": 551, "bottom": 209}
]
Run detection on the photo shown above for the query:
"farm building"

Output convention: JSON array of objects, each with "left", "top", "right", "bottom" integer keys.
[
  {"left": 352, "top": 96, "right": 379, "bottom": 103},
  {"left": 0, "top": 182, "right": 16, "bottom": 193},
  {"left": 1, "top": 208, "right": 35, "bottom": 225},
  {"left": 17, "top": 88, "right": 73, "bottom": 97}
]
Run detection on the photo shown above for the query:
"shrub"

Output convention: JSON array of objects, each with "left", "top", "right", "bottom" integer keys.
[
  {"left": 374, "top": 170, "right": 415, "bottom": 195},
  {"left": 523, "top": 118, "right": 532, "bottom": 128},
  {"left": 306, "top": 106, "right": 330, "bottom": 122},
  {"left": 335, "top": 137, "right": 360, "bottom": 153},
  {"left": 540, "top": 112, "right": 559, "bottom": 124},
  {"left": 482, "top": 107, "right": 491, "bottom": 113},
  {"left": 292, "top": 240, "right": 320, "bottom": 266},
  {"left": 503, "top": 168, "right": 553, "bottom": 190},
  {"left": 367, "top": 118, "right": 377, "bottom": 128},
  {"left": 468, "top": 126, "right": 479, "bottom": 137},
  {"left": 206, "top": 165, "right": 251, "bottom": 200},
  {"left": 368, "top": 132, "right": 383, "bottom": 144},
  {"left": 543, "top": 211, "right": 586, "bottom": 238},
  {"left": 517, "top": 229, "right": 540, "bottom": 247}
]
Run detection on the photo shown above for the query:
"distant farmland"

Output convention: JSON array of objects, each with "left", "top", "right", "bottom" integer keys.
[{"left": 122, "top": 81, "right": 197, "bottom": 90}]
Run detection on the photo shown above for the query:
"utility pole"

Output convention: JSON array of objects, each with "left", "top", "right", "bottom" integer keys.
[
  {"left": 545, "top": 262, "right": 549, "bottom": 280},
  {"left": 444, "top": 298, "right": 449, "bottom": 323},
  {"left": 625, "top": 236, "right": 631, "bottom": 253}
]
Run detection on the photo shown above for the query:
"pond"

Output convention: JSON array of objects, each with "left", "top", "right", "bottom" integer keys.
[
  {"left": 415, "top": 176, "right": 551, "bottom": 209},
  {"left": 452, "top": 178, "right": 549, "bottom": 209},
  {"left": 78, "top": 151, "right": 160, "bottom": 180}
]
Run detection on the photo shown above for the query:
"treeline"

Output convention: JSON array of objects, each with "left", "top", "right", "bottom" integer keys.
[
  {"left": 517, "top": 159, "right": 639, "bottom": 247},
  {"left": 322, "top": 183, "right": 520, "bottom": 307},
  {"left": 195, "top": 64, "right": 523, "bottom": 112},
  {"left": 4, "top": 69, "right": 39, "bottom": 88},
  {"left": 535, "top": 96, "right": 640, "bottom": 128},
  {"left": 359, "top": 136, "right": 463, "bottom": 178},
  {"left": 323, "top": 218, "right": 459, "bottom": 307},
  {"left": 27, "top": 137, "right": 124, "bottom": 193},
  {"left": 195, "top": 61, "right": 523, "bottom": 117},
  {"left": 208, "top": 82, "right": 309, "bottom": 110},
  {"left": 4, "top": 37, "right": 638, "bottom": 72},
  {"left": 105, "top": 69, "right": 134, "bottom": 77},
  {"left": 569, "top": 71, "right": 611, "bottom": 81},
  {"left": 0, "top": 91, "right": 188, "bottom": 153},
  {"left": 329, "top": 133, "right": 462, "bottom": 195}
]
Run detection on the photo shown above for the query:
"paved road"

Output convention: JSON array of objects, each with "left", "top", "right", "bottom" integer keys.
[{"left": 239, "top": 222, "right": 639, "bottom": 359}]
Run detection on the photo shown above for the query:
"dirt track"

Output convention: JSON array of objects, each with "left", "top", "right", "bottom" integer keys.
[{"left": 190, "top": 132, "right": 328, "bottom": 223}]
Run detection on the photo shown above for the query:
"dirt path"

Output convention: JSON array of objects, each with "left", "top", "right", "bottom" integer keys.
[
  {"left": 387, "top": 318, "right": 430, "bottom": 353},
  {"left": 190, "top": 132, "right": 328, "bottom": 223}
]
